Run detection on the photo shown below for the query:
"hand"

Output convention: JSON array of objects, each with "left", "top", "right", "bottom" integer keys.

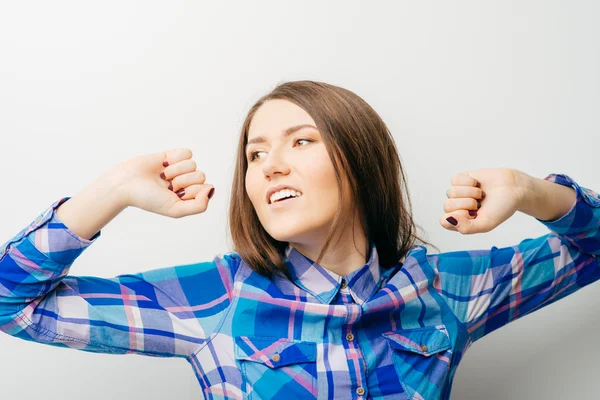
[
  {"left": 440, "top": 168, "right": 527, "bottom": 234},
  {"left": 108, "top": 148, "right": 215, "bottom": 218}
]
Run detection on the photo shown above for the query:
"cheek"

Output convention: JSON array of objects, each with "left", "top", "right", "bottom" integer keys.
[{"left": 245, "top": 173, "right": 260, "bottom": 206}]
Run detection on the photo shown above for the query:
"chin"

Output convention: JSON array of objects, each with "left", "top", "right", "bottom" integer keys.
[{"left": 266, "top": 229, "right": 302, "bottom": 243}]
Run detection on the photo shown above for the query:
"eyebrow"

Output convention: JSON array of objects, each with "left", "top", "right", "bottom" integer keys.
[{"left": 245, "top": 124, "right": 317, "bottom": 151}]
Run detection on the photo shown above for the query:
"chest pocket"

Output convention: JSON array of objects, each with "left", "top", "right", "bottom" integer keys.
[
  {"left": 383, "top": 326, "right": 453, "bottom": 400},
  {"left": 234, "top": 336, "right": 318, "bottom": 400}
]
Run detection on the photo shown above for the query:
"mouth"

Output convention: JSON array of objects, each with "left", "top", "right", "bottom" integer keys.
[
  {"left": 268, "top": 195, "right": 302, "bottom": 208},
  {"left": 266, "top": 187, "right": 304, "bottom": 204}
]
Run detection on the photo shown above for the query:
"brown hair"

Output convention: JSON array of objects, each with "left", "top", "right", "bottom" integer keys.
[{"left": 228, "top": 80, "right": 436, "bottom": 276}]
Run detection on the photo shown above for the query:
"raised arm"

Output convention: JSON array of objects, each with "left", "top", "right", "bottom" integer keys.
[
  {"left": 0, "top": 149, "right": 225, "bottom": 357},
  {"left": 430, "top": 173, "right": 600, "bottom": 343}
]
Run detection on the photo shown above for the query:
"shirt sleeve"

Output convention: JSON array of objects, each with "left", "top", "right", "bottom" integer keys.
[
  {"left": 427, "top": 174, "right": 600, "bottom": 343},
  {"left": 0, "top": 197, "right": 239, "bottom": 358}
]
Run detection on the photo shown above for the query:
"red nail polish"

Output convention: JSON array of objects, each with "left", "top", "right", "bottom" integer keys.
[
  {"left": 476, "top": 182, "right": 481, "bottom": 188},
  {"left": 160, "top": 172, "right": 166, "bottom": 180},
  {"left": 176, "top": 189, "right": 185, "bottom": 198},
  {"left": 469, "top": 210, "right": 477, "bottom": 217},
  {"left": 446, "top": 216, "right": 458, "bottom": 226},
  {"left": 163, "top": 161, "right": 169, "bottom": 167},
  {"left": 208, "top": 188, "right": 215, "bottom": 199},
  {"left": 168, "top": 183, "right": 173, "bottom": 191}
]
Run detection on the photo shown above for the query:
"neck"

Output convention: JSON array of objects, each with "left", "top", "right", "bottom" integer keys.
[{"left": 290, "top": 217, "right": 369, "bottom": 277}]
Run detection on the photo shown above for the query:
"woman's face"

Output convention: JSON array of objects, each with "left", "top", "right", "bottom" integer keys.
[{"left": 245, "top": 99, "right": 348, "bottom": 246}]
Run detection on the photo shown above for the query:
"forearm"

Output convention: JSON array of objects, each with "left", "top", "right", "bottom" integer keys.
[
  {"left": 56, "top": 169, "right": 128, "bottom": 240},
  {"left": 517, "top": 172, "right": 577, "bottom": 222}
]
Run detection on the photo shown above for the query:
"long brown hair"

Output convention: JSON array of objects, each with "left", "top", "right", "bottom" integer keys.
[{"left": 228, "top": 81, "right": 436, "bottom": 276}]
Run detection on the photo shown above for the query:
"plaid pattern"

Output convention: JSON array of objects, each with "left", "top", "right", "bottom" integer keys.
[{"left": 1, "top": 173, "right": 599, "bottom": 399}]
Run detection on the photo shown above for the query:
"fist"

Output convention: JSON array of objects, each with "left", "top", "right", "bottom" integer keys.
[
  {"left": 440, "top": 168, "right": 525, "bottom": 234},
  {"left": 112, "top": 148, "right": 215, "bottom": 218}
]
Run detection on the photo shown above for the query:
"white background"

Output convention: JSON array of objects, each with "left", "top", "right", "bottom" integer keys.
[{"left": 0, "top": 1, "right": 598, "bottom": 399}]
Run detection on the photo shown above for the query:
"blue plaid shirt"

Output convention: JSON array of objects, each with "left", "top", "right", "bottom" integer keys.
[{"left": 1, "top": 173, "right": 599, "bottom": 399}]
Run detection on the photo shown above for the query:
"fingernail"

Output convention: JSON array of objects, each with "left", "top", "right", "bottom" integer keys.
[
  {"left": 469, "top": 210, "right": 477, "bottom": 217},
  {"left": 208, "top": 188, "right": 215, "bottom": 199},
  {"left": 168, "top": 183, "right": 173, "bottom": 191},
  {"left": 477, "top": 201, "right": 481, "bottom": 208},
  {"left": 476, "top": 182, "right": 481, "bottom": 188},
  {"left": 160, "top": 172, "right": 166, "bottom": 180},
  {"left": 446, "top": 216, "right": 458, "bottom": 226},
  {"left": 163, "top": 161, "right": 169, "bottom": 167},
  {"left": 176, "top": 189, "right": 185, "bottom": 198},
  {"left": 481, "top": 191, "right": 486, "bottom": 198}
]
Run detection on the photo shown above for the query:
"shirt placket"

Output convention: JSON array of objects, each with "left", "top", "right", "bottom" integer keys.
[{"left": 340, "top": 279, "right": 369, "bottom": 400}]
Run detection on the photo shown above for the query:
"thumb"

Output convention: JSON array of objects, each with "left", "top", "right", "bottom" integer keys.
[
  {"left": 440, "top": 210, "right": 493, "bottom": 234},
  {"left": 169, "top": 187, "right": 215, "bottom": 218}
]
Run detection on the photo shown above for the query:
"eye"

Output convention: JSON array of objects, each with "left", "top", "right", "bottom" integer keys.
[
  {"left": 248, "top": 138, "right": 313, "bottom": 162},
  {"left": 296, "top": 138, "right": 312, "bottom": 147}
]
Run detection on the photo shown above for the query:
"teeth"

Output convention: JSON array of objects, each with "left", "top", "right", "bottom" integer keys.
[{"left": 270, "top": 189, "right": 303, "bottom": 203}]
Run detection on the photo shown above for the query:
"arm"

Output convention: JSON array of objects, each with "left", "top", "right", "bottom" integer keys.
[
  {"left": 429, "top": 173, "right": 600, "bottom": 343},
  {"left": 0, "top": 198, "right": 237, "bottom": 357},
  {"left": 54, "top": 166, "right": 128, "bottom": 241},
  {"left": 0, "top": 149, "right": 224, "bottom": 357},
  {"left": 518, "top": 172, "right": 578, "bottom": 222}
]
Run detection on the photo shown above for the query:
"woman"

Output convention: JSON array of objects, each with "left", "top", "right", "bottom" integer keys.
[{"left": 1, "top": 81, "right": 598, "bottom": 400}]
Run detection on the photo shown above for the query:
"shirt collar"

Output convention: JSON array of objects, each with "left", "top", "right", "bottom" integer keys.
[{"left": 284, "top": 241, "right": 383, "bottom": 305}]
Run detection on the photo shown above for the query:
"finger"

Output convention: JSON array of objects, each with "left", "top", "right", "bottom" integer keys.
[
  {"left": 446, "top": 186, "right": 484, "bottom": 199},
  {"left": 171, "top": 170, "right": 206, "bottom": 192},
  {"left": 163, "top": 148, "right": 193, "bottom": 167},
  {"left": 451, "top": 172, "right": 481, "bottom": 188},
  {"left": 443, "top": 198, "right": 480, "bottom": 213},
  {"left": 162, "top": 159, "right": 197, "bottom": 181},
  {"left": 440, "top": 210, "right": 478, "bottom": 233},
  {"left": 172, "top": 183, "right": 208, "bottom": 200},
  {"left": 441, "top": 210, "right": 495, "bottom": 234},
  {"left": 440, "top": 210, "right": 471, "bottom": 231},
  {"left": 168, "top": 186, "right": 215, "bottom": 218}
]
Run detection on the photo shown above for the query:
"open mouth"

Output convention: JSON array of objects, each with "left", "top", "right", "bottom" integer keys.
[{"left": 269, "top": 195, "right": 301, "bottom": 206}]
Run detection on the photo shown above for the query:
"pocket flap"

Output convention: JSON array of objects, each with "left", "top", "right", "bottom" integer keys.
[
  {"left": 383, "top": 326, "right": 451, "bottom": 356},
  {"left": 234, "top": 336, "right": 317, "bottom": 368}
]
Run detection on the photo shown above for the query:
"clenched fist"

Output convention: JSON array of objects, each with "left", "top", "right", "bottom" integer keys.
[
  {"left": 111, "top": 148, "right": 215, "bottom": 218},
  {"left": 441, "top": 168, "right": 528, "bottom": 234}
]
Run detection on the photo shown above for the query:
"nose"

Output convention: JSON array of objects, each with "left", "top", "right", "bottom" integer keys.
[{"left": 262, "top": 147, "right": 291, "bottom": 178}]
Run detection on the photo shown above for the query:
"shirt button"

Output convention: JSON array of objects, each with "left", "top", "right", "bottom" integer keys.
[
  {"left": 346, "top": 333, "right": 355, "bottom": 341},
  {"left": 356, "top": 387, "right": 365, "bottom": 395},
  {"left": 420, "top": 344, "right": 428, "bottom": 352},
  {"left": 340, "top": 279, "right": 347, "bottom": 288},
  {"left": 272, "top": 353, "right": 281, "bottom": 362}
]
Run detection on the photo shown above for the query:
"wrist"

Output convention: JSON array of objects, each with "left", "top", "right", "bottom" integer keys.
[
  {"left": 514, "top": 170, "right": 537, "bottom": 214},
  {"left": 100, "top": 166, "right": 131, "bottom": 209},
  {"left": 516, "top": 172, "right": 577, "bottom": 222}
]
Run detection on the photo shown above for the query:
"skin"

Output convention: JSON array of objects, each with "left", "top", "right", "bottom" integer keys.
[
  {"left": 242, "top": 99, "right": 578, "bottom": 277},
  {"left": 244, "top": 99, "right": 369, "bottom": 277},
  {"left": 53, "top": 100, "right": 577, "bottom": 279}
]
